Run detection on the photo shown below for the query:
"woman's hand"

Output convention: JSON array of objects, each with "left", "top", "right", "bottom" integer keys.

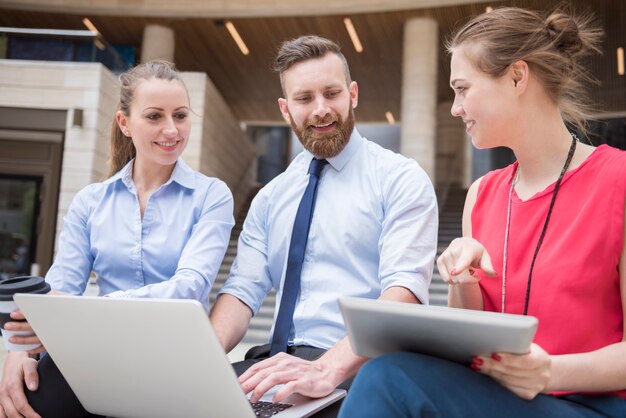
[
  {"left": 471, "top": 343, "right": 551, "bottom": 400},
  {"left": 5, "top": 291, "right": 68, "bottom": 355},
  {"left": 437, "top": 237, "right": 497, "bottom": 285},
  {"left": 0, "top": 351, "right": 41, "bottom": 418},
  {"left": 3, "top": 310, "right": 44, "bottom": 356}
]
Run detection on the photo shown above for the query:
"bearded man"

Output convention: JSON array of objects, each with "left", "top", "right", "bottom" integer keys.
[{"left": 210, "top": 35, "right": 438, "bottom": 418}]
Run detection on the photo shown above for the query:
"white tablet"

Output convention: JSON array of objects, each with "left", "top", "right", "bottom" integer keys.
[{"left": 339, "top": 297, "right": 538, "bottom": 363}]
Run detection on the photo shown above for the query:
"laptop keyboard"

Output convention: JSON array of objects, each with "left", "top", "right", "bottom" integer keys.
[{"left": 251, "top": 400, "right": 293, "bottom": 417}]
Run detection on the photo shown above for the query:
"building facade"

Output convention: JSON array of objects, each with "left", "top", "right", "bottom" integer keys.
[{"left": 0, "top": 0, "right": 624, "bottom": 277}]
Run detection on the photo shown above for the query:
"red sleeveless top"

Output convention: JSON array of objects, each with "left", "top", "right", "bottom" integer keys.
[{"left": 472, "top": 145, "right": 626, "bottom": 398}]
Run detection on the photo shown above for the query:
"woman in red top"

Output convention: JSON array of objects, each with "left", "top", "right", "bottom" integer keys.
[{"left": 339, "top": 6, "right": 626, "bottom": 418}]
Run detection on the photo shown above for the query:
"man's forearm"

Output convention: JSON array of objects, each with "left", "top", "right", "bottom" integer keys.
[
  {"left": 316, "top": 285, "right": 421, "bottom": 384},
  {"left": 315, "top": 337, "right": 367, "bottom": 386},
  {"left": 209, "top": 294, "right": 253, "bottom": 353},
  {"left": 378, "top": 285, "right": 420, "bottom": 304}
]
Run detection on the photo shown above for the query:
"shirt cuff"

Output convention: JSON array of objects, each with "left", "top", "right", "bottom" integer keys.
[{"left": 382, "top": 276, "right": 431, "bottom": 305}]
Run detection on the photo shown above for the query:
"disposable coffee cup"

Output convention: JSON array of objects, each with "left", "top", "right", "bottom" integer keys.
[{"left": 0, "top": 276, "right": 50, "bottom": 351}]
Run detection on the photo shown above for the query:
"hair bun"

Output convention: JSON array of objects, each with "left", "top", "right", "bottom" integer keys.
[{"left": 545, "top": 12, "right": 584, "bottom": 56}]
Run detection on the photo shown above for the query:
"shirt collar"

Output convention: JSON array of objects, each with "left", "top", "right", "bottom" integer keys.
[
  {"left": 167, "top": 158, "right": 196, "bottom": 189},
  {"left": 105, "top": 158, "right": 196, "bottom": 190},
  {"left": 104, "top": 160, "right": 132, "bottom": 186},
  {"left": 302, "top": 128, "right": 363, "bottom": 172}
]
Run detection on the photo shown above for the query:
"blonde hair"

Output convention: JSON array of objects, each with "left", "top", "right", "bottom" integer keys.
[
  {"left": 447, "top": 6, "right": 603, "bottom": 136},
  {"left": 108, "top": 60, "right": 185, "bottom": 177}
]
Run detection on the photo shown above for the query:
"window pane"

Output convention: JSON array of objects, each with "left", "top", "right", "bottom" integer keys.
[{"left": 0, "top": 176, "right": 41, "bottom": 279}]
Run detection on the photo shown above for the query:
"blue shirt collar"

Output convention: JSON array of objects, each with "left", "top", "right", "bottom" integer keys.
[
  {"left": 106, "top": 158, "right": 196, "bottom": 190},
  {"left": 302, "top": 128, "right": 363, "bottom": 172}
]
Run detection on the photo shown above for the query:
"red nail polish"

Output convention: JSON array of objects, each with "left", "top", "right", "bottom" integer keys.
[
  {"left": 470, "top": 363, "right": 481, "bottom": 371},
  {"left": 491, "top": 353, "right": 501, "bottom": 361},
  {"left": 472, "top": 357, "right": 483, "bottom": 366}
]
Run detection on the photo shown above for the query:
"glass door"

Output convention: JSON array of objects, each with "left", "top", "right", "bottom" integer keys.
[{"left": 0, "top": 174, "right": 42, "bottom": 279}]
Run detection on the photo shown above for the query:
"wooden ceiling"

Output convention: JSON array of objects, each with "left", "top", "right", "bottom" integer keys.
[{"left": 1, "top": 0, "right": 625, "bottom": 123}]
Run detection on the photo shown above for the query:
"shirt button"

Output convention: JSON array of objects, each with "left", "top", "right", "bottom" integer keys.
[{"left": 135, "top": 271, "right": 141, "bottom": 277}]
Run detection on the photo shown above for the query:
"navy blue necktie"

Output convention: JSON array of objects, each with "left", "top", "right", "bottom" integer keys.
[{"left": 270, "top": 158, "right": 328, "bottom": 356}]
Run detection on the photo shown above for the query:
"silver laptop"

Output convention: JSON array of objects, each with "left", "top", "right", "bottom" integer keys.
[
  {"left": 339, "top": 297, "right": 538, "bottom": 364},
  {"left": 15, "top": 294, "right": 345, "bottom": 418}
]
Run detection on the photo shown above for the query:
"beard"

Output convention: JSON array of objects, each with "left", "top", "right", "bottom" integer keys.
[{"left": 289, "top": 103, "right": 355, "bottom": 159}]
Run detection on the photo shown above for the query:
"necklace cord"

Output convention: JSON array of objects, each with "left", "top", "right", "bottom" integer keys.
[{"left": 502, "top": 134, "right": 578, "bottom": 315}]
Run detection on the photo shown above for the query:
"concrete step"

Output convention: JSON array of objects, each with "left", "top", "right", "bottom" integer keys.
[
  {"left": 430, "top": 283, "right": 448, "bottom": 290},
  {"left": 429, "top": 293, "right": 448, "bottom": 307},
  {"left": 242, "top": 329, "right": 271, "bottom": 346},
  {"left": 438, "top": 225, "right": 462, "bottom": 232},
  {"left": 257, "top": 303, "right": 276, "bottom": 317},
  {"left": 214, "top": 272, "right": 229, "bottom": 283},
  {"left": 249, "top": 316, "right": 275, "bottom": 329}
]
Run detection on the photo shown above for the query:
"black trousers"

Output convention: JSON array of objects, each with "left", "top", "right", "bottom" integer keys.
[
  {"left": 26, "top": 345, "right": 351, "bottom": 417},
  {"left": 26, "top": 355, "right": 99, "bottom": 418}
]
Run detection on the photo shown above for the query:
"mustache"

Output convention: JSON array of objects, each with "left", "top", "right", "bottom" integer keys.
[{"left": 305, "top": 115, "right": 338, "bottom": 127}]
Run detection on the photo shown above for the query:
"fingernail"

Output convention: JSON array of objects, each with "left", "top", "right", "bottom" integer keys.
[
  {"left": 470, "top": 363, "right": 481, "bottom": 371},
  {"left": 471, "top": 357, "right": 483, "bottom": 366},
  {"left": 491, "top": 353, "right": 501, "bottom": 361},
  {"left": 450, "top": 269, "right": 457, "bottom": 276},
  {"left": 27, "top": 382, "right": 36, "bottom": 390}
]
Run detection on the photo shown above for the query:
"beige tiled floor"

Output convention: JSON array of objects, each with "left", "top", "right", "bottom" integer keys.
[{"left": 0, "top": 283, "right": 253, "bottom": 376}]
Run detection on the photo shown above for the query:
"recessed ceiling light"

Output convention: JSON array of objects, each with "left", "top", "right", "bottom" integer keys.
[
  {"left": 82, "top": 18, "right": 100, "bottom": 36},
  {"left": 344, "top": 18, "right": 363, "bottom": 53},
  {"left": 225, "top": 21, "right": 249, "bottom": 56},
  {"left": 94, "top": 38, "right": 105, "bottom": 50}
]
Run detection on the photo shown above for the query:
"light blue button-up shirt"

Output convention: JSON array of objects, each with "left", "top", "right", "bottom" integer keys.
[
  {"left": 46, "top": 158, "right": 234, "bottom": 311},
  {"left": 219, "top": 130, "right": 438, "bottom": 349}
]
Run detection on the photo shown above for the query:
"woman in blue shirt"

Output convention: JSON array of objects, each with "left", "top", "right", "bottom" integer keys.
[{"left": 0, "top": 60, "right": 234, "bottom": 418}]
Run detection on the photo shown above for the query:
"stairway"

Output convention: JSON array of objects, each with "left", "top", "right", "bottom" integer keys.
[
  {"left": 429, "top": 186, "right": 467, "bottom": 306},
  {"left": 209, "top": 185, "right": 468, "bottom": 345}
]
